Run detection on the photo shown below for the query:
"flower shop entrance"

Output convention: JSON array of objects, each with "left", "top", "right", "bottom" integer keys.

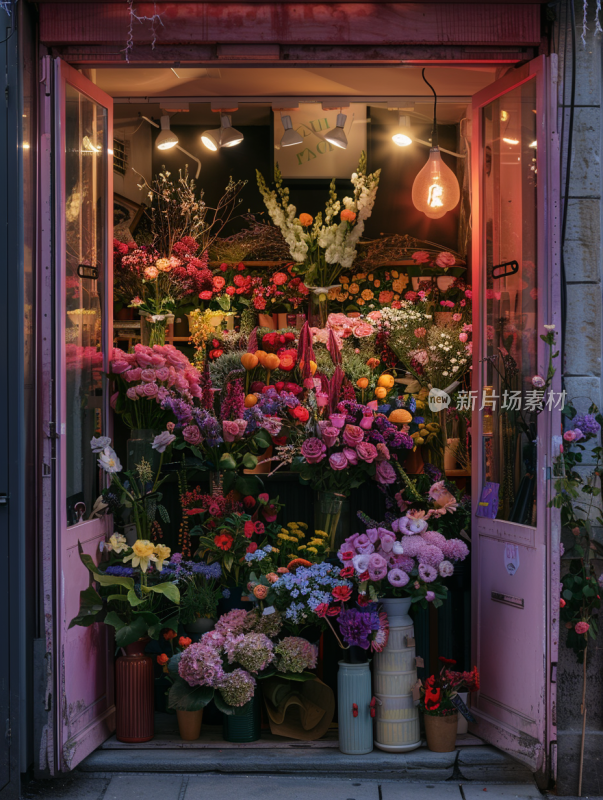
[{"left": 42, "top": 47, "right": 560, "bottom": 788}]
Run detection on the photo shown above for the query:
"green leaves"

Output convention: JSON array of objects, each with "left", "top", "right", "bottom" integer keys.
[
  {"left": 104, "top": 612, "right": 149, "bottom": 648},
  {"left": 242, "top": 453, "right": 258, "bottom": 470},
  {"left": 168, "top": 677, "right": 214, "bottom": 711},
  {"left": 79, "top": 547, "right": 135, "bottom": 592},
  {"left": 68, "top": 586, "right": 105, "bottom": 628},
  {"left": 253, "top": 429, "right": 272, "bottom": 450},
  {"left": 219, "top": 453, "right": 237, "bottom": 471},
  {"left": 143, "top": 581, "right": 181, "bottom": 605}
]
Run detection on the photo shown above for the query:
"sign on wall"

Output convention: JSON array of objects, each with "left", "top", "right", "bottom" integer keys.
[{"left": 274, "top": 103, "right": 368, "bottom": 179}]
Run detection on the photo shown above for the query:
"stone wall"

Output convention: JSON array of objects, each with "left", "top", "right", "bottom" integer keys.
[{"left": 555, "top": 1, "right": 603, "bottom": 795}]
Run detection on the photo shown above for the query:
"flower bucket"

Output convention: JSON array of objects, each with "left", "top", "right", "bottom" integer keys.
[
  {"left": 126, "top": 428, "right": 161, "bottom": 473},
  {"left": 139, "top": 311, "right": 174, "bottom": 346},
  {"left": 243, "top": 445, "right": 273, "bottom": 474},
  {"left": 177, "top": 709, "right": 203, "bottom": 741},
  {"left": 208, "top": 312, "right": 235, "bottom": 330},
  {"left": 337, "top": 661, "right": 373, "bottom": 755},
  {"left": 258, "top": 313, "right": 276, "bottom": 330},
  {"left": 222, "top": 691, "right": 261, "bottom": 743},
  {"left": 314, "top": 491, "right": 346, "bottom": 552},
  {"left": 424, "top": 712, "right": 459, "bottom": 752},
  {"left": 115, "top": 638, "right": 154, "bottom": 743}
]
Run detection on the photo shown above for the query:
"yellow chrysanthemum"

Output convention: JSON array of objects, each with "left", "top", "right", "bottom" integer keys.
[
  {"left": 361, "top": 289, "right": 374, "bottom": 301},
  {"left": 298, "top": 522, "right": 308, "bottom": 530},
  {"left": 288, "top": 522, "right": 299, "bottom": 530},
  {"left": 307, "top": 547, "right": 318, "bottom": 555},
  {"left": 277, "top": 533, "right": 289, "bottom": 541},
  {"left": 357, "top": 298, "right": 365, "bottom": 306},
  {"left": 123, "top": 539, "right": 156, "bottom": 573},
  {"left": 271, "top": 547, "right": 280, "bottom": 554},
  {"left": 297, "top": 545, "right": 307, "bottom": 551},
  {"left": 314, "top": 530, "right": 327, "bottom": 537},
  {"left": 391, "top": 270, "right": 399, "bottom": 279},
  {"left": 348, "top": 283, "right": 360, "bottom": 295},
  {"left": 392, "top": 276, "right": 409, "bottom": 293}
]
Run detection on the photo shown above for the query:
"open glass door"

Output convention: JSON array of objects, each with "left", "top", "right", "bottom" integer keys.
[
  {"left": 54, "top": 59, "right": 114, "bottom": 771},
  {"left": 470, "top": 55, "right": 561, "bottom": 786}
]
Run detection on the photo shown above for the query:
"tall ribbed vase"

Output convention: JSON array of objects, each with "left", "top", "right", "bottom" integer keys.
[
  {"left": 115, "top": 639, "right": 154, "bottom": 743},
  {"left": 337, "top": 661, "right": 373, "bottom": 754},
  {"left": 373, "top": 597, "right": 421, "bottom": 752}
]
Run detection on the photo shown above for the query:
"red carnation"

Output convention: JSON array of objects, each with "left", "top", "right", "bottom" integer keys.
[{"left": 327, "top": 605, "right": 342, "bottom": 616}]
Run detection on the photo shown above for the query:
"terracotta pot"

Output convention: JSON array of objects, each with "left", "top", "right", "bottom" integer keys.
[
  {"left": 115, "top": 638, "right": 154, "bottom": 743},
  {"left": 244, "top": 445, "right": 273, "bottom": 474},
  {"left": 177, "top": 709, "right": 203, "bottom": 741},
  {"left": 424, "top": 712, "right": 458, "bottom": 752}
]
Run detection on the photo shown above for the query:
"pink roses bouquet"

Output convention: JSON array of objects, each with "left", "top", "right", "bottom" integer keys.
[
  {"left": 338, "top": 512, "right": 469, "bottom": 608},
  {"left": 109, "top": 343, "right": 204, "bottom": 430}
]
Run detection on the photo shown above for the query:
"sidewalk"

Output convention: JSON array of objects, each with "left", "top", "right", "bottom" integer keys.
[{"left": 21, "top": 774, "right": 600, "bottom": 800}]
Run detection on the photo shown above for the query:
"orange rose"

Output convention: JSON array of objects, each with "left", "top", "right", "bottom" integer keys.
[
  {"left": 178, "top": 637, "right": 192, "bottom": 648},
  {"left": 374, "top": 386, "right": 387, "bottom": 399},
  {"left": 377, "top": 374, "right": 395, "bottom": 389},
  {"left": 356, "top": 377, "right": 369, "bottom": 389},
  {"left": 299, "top": 213, "right": 313, "bottom": 227},
  {"left": 278, "top": 353, "right": 296, "bottom": 372},
  {"left": 157, "top": 654, "right": 169, "bottom": 666},
  {"left": 341, "top": 209, "right": 357, "bottom": 223},
  {"left": 241, "top": 353, "right": 259, "bottom": 370}
]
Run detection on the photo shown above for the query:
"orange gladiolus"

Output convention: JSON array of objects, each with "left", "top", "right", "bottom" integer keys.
[{"left": 241, "top": 353, "right": 259, "bottom": 370}]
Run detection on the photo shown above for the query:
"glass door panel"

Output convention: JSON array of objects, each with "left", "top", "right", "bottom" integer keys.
[
  {"left": 64, "top": 84, "right": 107, "bottom": 524},
  {"left": 481, "top": 79, "right": 539, "bottom": 526}
]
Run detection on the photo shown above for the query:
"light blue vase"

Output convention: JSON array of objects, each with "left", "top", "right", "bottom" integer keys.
[{"left": 337, "top": 660, "right": 373, "bottom": 754}]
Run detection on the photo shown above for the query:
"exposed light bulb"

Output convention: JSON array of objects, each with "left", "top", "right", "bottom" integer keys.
[
  {"left": 156, "top": 115, "right": 178, "bottom": 150},
  {"left": 392, "top": 114, "right": 412, "bottom": 147},
  {"left": 219, "top": 114, "right": 244, "bottom": 148},
  {"left": 201, "top": 129, "right": 220, "bottom": 151},
  {"left": 325, "top": 113, "right": 348, "bottom": 149},
  {"left": 500, "top": 110, "right": 509, "bottom": 122},
  {"left": 502, "top": 137, "right": 519, "bottom": 146},
  {"left": 411, "top": 147, "right": 460, "bottom": 220}
]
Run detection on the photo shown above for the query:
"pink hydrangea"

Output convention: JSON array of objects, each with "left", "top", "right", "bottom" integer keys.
[
  {"left": 416, "top": 544, "right": 445, "bottom": 568},
  {"left": 214, "top": 608, "right": 249, "bottom": 636},
  {"left": 421, "top": 531, "right": 447, "bottom": 549},
  {"left": 441, "top": 538, "right": 469, "bottom": 562},
  {"left": 178, "top": 641, "right": 224, "bottom": 687},
  {"left": 217, "top": 669, "right": 256, "bottom": 707}
]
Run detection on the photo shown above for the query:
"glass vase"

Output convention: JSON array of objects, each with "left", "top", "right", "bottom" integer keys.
[
  {"left": 314, "top": 491, "right": 346, "bottom": 552},
  {"left": 309, "top": 290, "right": 330, "bottom": 328},
  {"left": 127, "top": 429, "right": 160, "bottom": 473}
]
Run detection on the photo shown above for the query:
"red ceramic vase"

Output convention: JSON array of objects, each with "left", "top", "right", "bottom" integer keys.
[{"left": 115, "top": 638, "right": 154, "bottom": 743}]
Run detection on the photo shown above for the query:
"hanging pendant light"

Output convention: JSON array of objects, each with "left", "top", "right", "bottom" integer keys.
[
  {"left": 411, "top": 70, "right": 460, "bottom": 219},
  {"left": 325, "top": 112, "right": 348, "bottom": 149},
  {"left": 155, "top": 115, "right": 179, "bottom": 150}
]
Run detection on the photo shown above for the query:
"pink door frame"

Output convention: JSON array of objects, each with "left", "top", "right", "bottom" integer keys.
[
  {"left": 470, "top": 55, "right": 561, "bottom": 785},
  {"left": 49, "top": 58, "right": 115, "bottom": 773}
]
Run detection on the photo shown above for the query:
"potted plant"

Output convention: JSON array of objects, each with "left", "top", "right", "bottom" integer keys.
[
  {"left": 420, "top": 657, "right": 480, "bottom": 752},
  {"left": 162, "top": 556, "right": 223, "bottom": 636}
]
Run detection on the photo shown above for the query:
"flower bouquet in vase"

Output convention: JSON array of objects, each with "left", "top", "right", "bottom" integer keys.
[
  {"left": 257, "top": 152, "right": 380, "bottom": 326},
  {"left": 420, "top": 657, "right": 480, "bottom": 752}
]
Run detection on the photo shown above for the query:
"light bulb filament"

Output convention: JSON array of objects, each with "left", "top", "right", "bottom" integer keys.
[{"left": 428, "top": 182, "right": 444, "bottom": 209}]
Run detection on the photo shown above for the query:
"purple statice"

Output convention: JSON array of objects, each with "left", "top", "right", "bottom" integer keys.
[
  {"left": 243, "top": 404, "right": 265, "bottom": 434},
  {"left": 162, "top": 396, "right": 194, "bottom": 425},
  {"left": 573, "top": 413, "right": 601, "bottom": 437},
  {"left": 423, "top": 462, "right": 443, "bottom": 483},
  {"left": 220, "top": 379, "right": 245, "bottom": 421},
  {"left": 105, "top": 565, "right": 135, "bottom": 577},
  {"left": 192, "top": 407, "right": 223, "bottom": 446},
  {"left": 337, "top": 608, "right": 374, "bottom": 649},
  {"left": 171, "top": 552, "right": 183, "bottom": 564}
]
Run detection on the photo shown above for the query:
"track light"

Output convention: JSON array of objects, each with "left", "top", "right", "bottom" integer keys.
[
  {"left": 325, "top": 113, "right": 348, "bottom": 150},
  {"left": 280, "top": 115, "right": 303, "bottom": 147},
  {"left": 201, "top": 113, "right": 244, "bottom": 151},
  {"left": 155, "top": 115, "right": 179, "bottom": 151},
  {"left": 392, "top": 114, "right": 413, "bottom": 147}
]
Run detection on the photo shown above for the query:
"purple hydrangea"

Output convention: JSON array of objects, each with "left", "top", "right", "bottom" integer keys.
[
  {"left": 573, "top": 413, "right": 601, "bottom": 436},
  {"left": 337, "top": 608, "right": 375, "bottom": 649}
]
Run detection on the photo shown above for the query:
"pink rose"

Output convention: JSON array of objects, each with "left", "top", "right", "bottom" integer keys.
[
  {"left": 124, "top": 367, "right": 142, "bottom": 383},
  {"left": 343, "top": 447, "right": 358, "bottom": 465},
  {"left": 329, "top": 452, "right": 349, "bottom": 470},
  {"left": 135, "top": 384, "right": 146, "bottom": 397},
  {"left": 354, "top": 534, "right": 375, "bottom": 555},
  {"left": 322, "top": 427, "right": 340, "bottom": 448},
  {"left": 465, "top": 289, "right": 473, "bottom": 299},
  {"left": 223, "top": 420, "right": 241, "bottom": 443},
  {"left": 376, "top": 443, "right": 390, "bottom": 461},
  {"left": 367, "top": 310, "right": 382, "bottom": 322},
  {"left": 157, "top": 387, "right": 169, "bottom": 402},
  {"left": 301, "top": 438, "right": 327, "bottom": 464},
  {"left": 141, "top": 368, "right": 156, "bottom": 383},
  {"left": 563, "top": 430, "right": 577, "bottom": 442},
  {"left": 126, "top": 387, "right": 138, "bottom": 401},
  {"left": 343, "top": 424, "right": 364, "bottom": 448},
  {"left": 375, "top": 460, "right": 396, "bottom": 484},
  {"left": 353, "top": 322, "right": 374, "bottom": 338},
  {"left": 436, "top": 252, "right": 456, "bottom": 269},
  {"left": 412, "top": 250, "right": 431, "bottom": 264},
  {"left": 459, "top": 332, "right": 468, "bottom": 343},
  {"left": 150, "top": 354, "right": 166, "bottom": 367},
  {"left": 359, "top": 412, "right": 374, "bottom": 431},
  {"left": 316, "top": 391, "right": 329, "bottom": 409},
  {"left": 452, "top": 313, "right": 462, "bottom": 322},
  {"left": 575, "top": 621, "right": 590, "bottom": 635},
  {"left": 143, "top": 382, "right": 159, "bottom": 397},
  {"left": 155, "top": 367, "right": 170, "bottom": 382},
  {"left": 111, "top": 360, "right": 131, "bottom": 374},
  {"left": 357, "top": 442, "right": 378, "bottom": 463},
  {"left": 235, "top": 419, "right": 248, "bottom": 437},
  {"left": 183, "top": 425, "right": 202, "bottom": 445},
  {"left": 329, "top": 413, "right": 346, "bottom": 429},
  {"left": 414, "top": 327, "right": 426, "bottom": 338},
  {"left": 135, "top": 351, "right": 155, "bottom": 368}
]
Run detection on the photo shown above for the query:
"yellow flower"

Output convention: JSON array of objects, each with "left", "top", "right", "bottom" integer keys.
[
  {"left": 361, "top": 289, "right": 374, "bottom": 301},
  {"left": 339, "top": 275, "right": 349, "bottom": 284},
  {"left": 281, "top": 527, "right": 289, "bottom": 534},
  {"left": 393, "top": 293, "right": 400, "bottom": 301},
  {"left": 357, "top": 298, "right": 365, "bottom": 306},
  {"left": 307, "top": 547, "right": 318, "bottom": 555},
  {"left": 348, "top": 283, "right": 360, "bottom": 295},
  {"left": 271, "top": 547, "right": 280, "bottom": 553},
  {"left": 392, "top": 275, "right": 409, "bottom": 293},
  {"left": 355, "top": 272, "right": 367, "bottom": 280},
  {"left": 154, "top": 544, "right": 171, "bottom": 571},
  {"left": 297, "top": 545, "right": 307, "bottom": 551},
  {"left": 374, "top": 279, "right": 381, "bottom": 288},
  {"left": 391, "top": 270, "right": 399, "bottom": 279},
  {"left": 298, "top": 522, "right": 308, "bottom": 530},
  {"left": 123, "top": 539, "right": 156, "bottom": 573},
  {"left": 277, "top": 533, "right": 289, "bottom": 540},
  {"left": 314, "top": 530, "right": 329, "bottom": 539},
  {"left": 288, "top": 522, "right": 299, "bottom": 529},
  {"left": 155, "top": 258, "right": 171, "bottom": 273},
  {"left": 107, "top": 533, "right": 128, "bottom": 554}
]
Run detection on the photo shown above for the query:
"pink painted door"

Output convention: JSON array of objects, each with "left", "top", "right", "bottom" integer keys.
[
  {"left": 470, "top": 55, "right": 561, "bottom": 786},
  {"left": 54, "top": 59, "right": 115, "bottom": 772}
]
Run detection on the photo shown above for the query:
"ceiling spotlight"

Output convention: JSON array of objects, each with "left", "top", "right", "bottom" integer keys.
[
  {"left": 220, "top": 114, "right": 244, "bottom": 148},
  {"left": 325, "top": 113, "right": 348, "bottom": 150},
  {"left": 280, "top": 115, "right": 303, "bottom": 147},
  {"left": 392, "top": 114, "right": 413, "bottom": 147},
  {"left": 155, "top": 115, "right": 179, "bottom": 151},
  {"left": 201, "top": 113, "right": 243, "bottom": 150}
]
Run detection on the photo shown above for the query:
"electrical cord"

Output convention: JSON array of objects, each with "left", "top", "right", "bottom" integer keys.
[{"left": 421, "top": 68, "right": 438, "bottom": 148}]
